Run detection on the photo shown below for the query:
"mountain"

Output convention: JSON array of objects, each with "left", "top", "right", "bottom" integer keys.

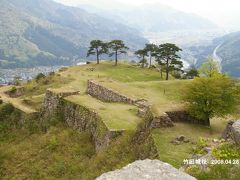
[
  {"left": 0, "top": 0, "right": 147, "bottom": 68},
  {"left": 79, "top": 3, "right": 218, "bottom": 33},
  {"left": 213, "top": 31, "right": 240, "bottom": 77}
]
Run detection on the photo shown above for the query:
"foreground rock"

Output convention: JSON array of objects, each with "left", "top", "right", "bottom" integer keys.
[
  {"left": 222, "top": 120, "right": 240, "bottom": 144},
  {"left": 96, "top": 159, "right": 196, "bottom": 180}
]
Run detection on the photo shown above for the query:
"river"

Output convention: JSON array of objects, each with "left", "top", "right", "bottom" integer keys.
[{"left": 213, "top": 44, "right": 223, "bottom": 72}]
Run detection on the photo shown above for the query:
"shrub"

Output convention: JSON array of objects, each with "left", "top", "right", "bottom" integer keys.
[
  {"left": 199, "top": 57, "right": 220, "bottom": 77},
  {"left": 195, "top": 164, "right": 240, "bottom": 180},
  {"left": 171, "top": 72, "right": 182, "bottom": 79},
  {"left": 35, "top": 73, "right": 46, "bottom": 82},
  {"left": 9, "top": 86, "right": 17, "bottom": 94},
  {"left": 212, "top": 143, "right": 240, "bottom": 159},
  {"left": 59, "top": 67, "right": 68, "bottom": 72},
  {"left": 0, "top": 103, "right": 15, "bottom": 121},
  {"left": 186, "top": 68, "right": 199, "bottom": 79},
  {"left": 185, "top": 165, "right": 201, "bottom": 176},
  {"left": 193, "top": 137, "right": 209, "bottom": 155},
  {"left": 48, "top": 72, "right": 55, "bottom": 76}
]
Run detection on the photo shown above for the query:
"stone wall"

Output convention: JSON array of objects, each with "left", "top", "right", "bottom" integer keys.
[
  {"left": 133, "top": 107, "right": 159, "bottom": 159},
  {"left": 40, "top": 89, "right": 124, "bottom": 151},
  {"left": 87, "top": 80, "right": 136, "bottom": 104},
  {"left": 5, "top": 86, "right": 25, "bottom": 98},
  {"left": 87, "top": 80, "right": 204, "bottom": 127},
  {"left": 40, "top": 90, "right": 80, "bottom": 121},
  {"left": 166, "top": 111, "right": 208, "bottom": 126},
  {"left": 40, "top": 88, "right": 160, "bottom": 156},
  {"left": 62, "top": 100, "right": 124, "bottom": 151}
]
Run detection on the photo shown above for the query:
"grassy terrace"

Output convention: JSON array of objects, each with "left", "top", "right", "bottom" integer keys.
[
  {"left": 56, "top": 61, "right": 165, "bottom": 93},
  {"left": 152, "top": 117, "right": 233, "bottom": 168},
  {"left": 0, "top": 62, "right": 181, "bottom": 114},
  {"left": 65, "top": 95, "right": 142, "bottom": 131},
  {"left": 57, "top": 62, "right": 186, "bottom": 116},
  {"left": 98, "top": 80, "right": 189, "bottom": 115}
]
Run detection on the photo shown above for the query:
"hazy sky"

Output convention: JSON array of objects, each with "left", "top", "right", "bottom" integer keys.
[{"left": 55, "top": 0, "right": 240, "bottom": 29}]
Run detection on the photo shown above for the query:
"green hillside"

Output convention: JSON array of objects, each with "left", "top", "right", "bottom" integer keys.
[{"left": 0, "top": 62, "right": 239, "bottom": 179}]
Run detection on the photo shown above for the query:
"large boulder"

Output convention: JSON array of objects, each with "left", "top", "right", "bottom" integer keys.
[
  {"left": 96, "top": 159, "right": 196, "bottom": 180},
  {"left": 232, "top": 120, "right": 240, "bottom": 144},
  {"left": 222, "top": 120, "right": 240, "bottom": 144}
]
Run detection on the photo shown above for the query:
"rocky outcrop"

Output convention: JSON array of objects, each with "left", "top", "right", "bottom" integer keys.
[
  {"left": 87, "top": 80, "right": 136, "bottom": 104},
  {"left": 151, "top": 113, "right": 174, "bottom": 128},
  {"left": 96, "top": 159, "right": 196, "bottom": 180},
  {"left": 222, "top": 120, "right": 240, "bottom": 144}
]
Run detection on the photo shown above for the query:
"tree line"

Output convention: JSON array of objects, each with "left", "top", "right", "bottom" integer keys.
[
  {"left": 87, "top": 40, "right": 129, "bottom": 66},
  {"left": 87, "top": 40, "right": 183, "bottom": 80}
]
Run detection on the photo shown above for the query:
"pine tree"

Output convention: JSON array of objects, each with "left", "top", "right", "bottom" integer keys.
[
  {"left": 154, "top": 43, "right": 183, "bottom": 80},
  {"left": 87, "top": 40, "right": 108, "bottom": 64},
  {"left": 108, "top": 40, "right": 129, "bottom": 66}
]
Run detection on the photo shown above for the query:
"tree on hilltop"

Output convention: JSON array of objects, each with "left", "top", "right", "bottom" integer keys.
[
  {"left": 154, "top": 43, "right": 183, "bottom": 80},
  {"left": 144, "top": 43, "right": 158, "bottom": 67},
  {"left": 87, "top": 40, "right": 108, "bottom": 64},
  {"left": 108, "top": 40, "right": 129, "bottom": 66},
  {"left": 186, "top": 67, "right": 199, "bottom": 79},
  {"left": 135, "top": 49, "right": 148, "bottom": 68}
]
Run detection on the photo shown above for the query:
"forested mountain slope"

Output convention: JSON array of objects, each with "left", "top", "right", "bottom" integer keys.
[
  {"left": 0, "top": 0, "right": 147, "bottom": 68},
  {"left": 214, "top": 31, "right": 240, "bottom": 77}
]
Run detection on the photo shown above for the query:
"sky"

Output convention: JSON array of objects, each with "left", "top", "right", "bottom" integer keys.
[{"left": 54, "top": 0, "right": 240, "bottom": 29}]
